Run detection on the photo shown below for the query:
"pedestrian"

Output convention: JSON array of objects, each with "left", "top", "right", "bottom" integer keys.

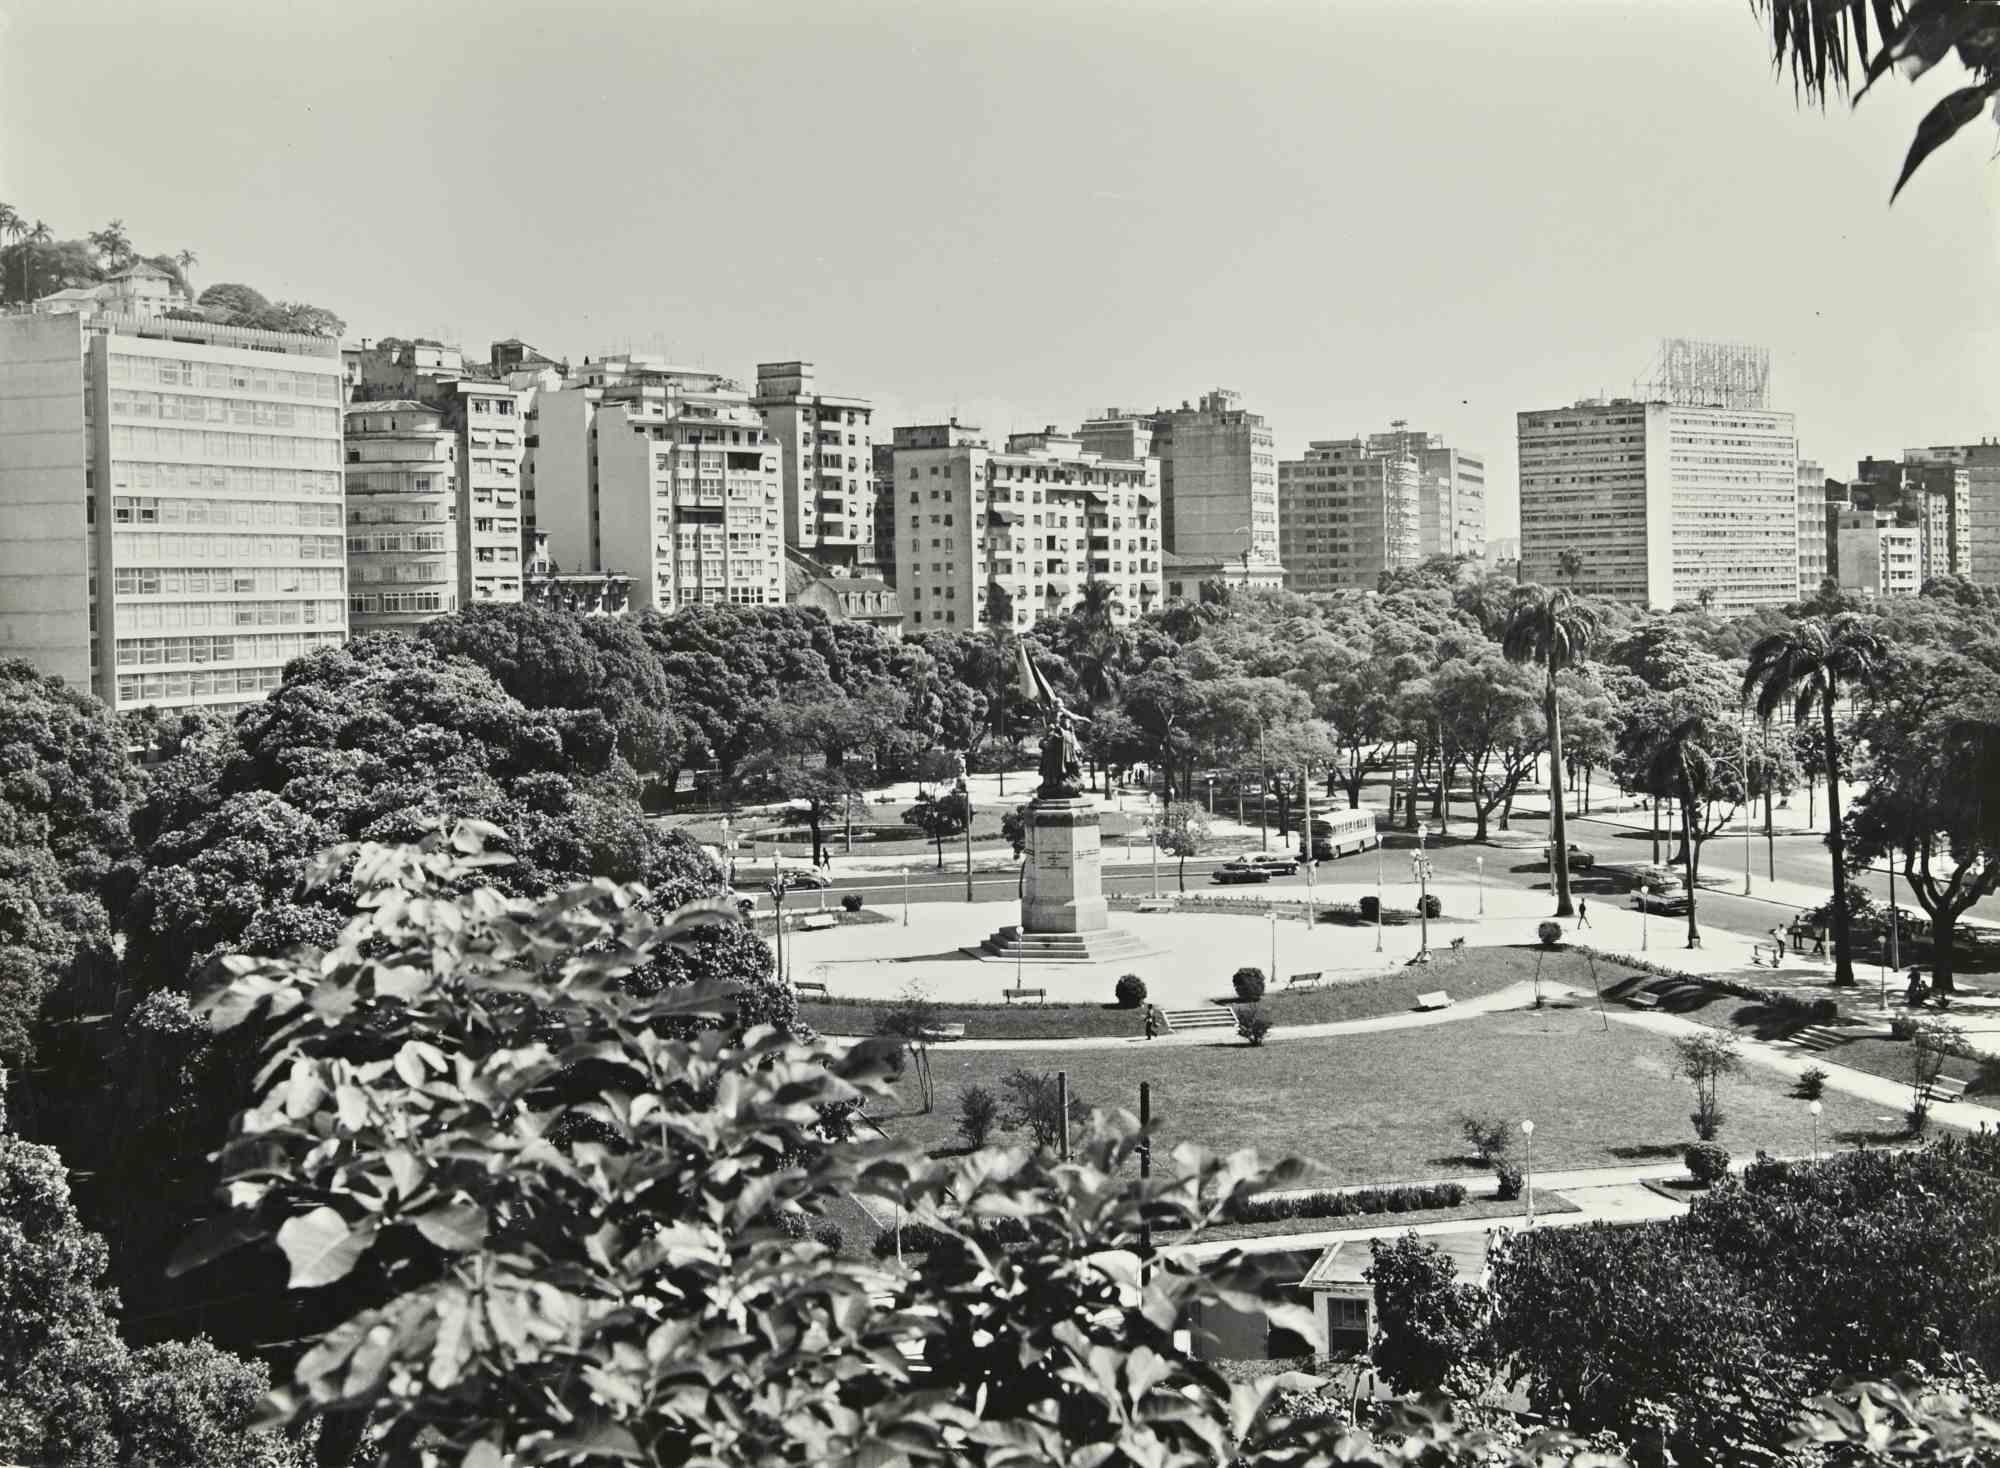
[
  {"left": 1144, "top": 1005, "right": 1159, "bottom": 1042},
  {"left": 1577, "top": 897, "right": 1591, "bottom": 928},
  {"left": 1906, "top": 966, "right": 1927, "bottom": 1010}
]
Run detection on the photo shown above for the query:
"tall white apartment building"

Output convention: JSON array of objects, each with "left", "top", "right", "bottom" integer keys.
[
  {"left": 344, "top": 400, "right": 458, "bottom": 630},
  {"left": 1102, "top": 391, "right": 1281, "bottom": 580},
  {"left": 1897, "top": 447, "right": 1985, "bottom": 582},
  {"left": 1797, "top": 460, "right": 1828, "bottom": 596},
  {"left": 751, "top": 361, "right": 875, "bottom": 569},
  {"left": 1517, "top": 398, "right": 1798, "bottom": 612},
  {"left": 891, "top": 421, "right": 1159, "bottom": 631},
  {"left": 1277, "top": 438, "right": 1422, "bottom": 593},
  {"left": 1835, "top": 509, "right": 1921, "bottom": 599},
  {"left": 1365, "top": 423, "right": 1486, "bottom": 560},
  {"left": 533, "top": 356, "right": 784, "bottom": 612},
  {"left": 447, "top": 381, "right": 527, "bottom": 605},
  {"left": 0, "top": 311, "right": 346, "bottom": 713}
]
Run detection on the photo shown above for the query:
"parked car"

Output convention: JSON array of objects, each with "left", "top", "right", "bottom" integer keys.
[
  {"left": 775, "top": 867, "right": 830, "bottom": 890},
  {"left": 1211, "top": 861, "right": 1273, "bottom": 885},
  {"left": 1541, "top": 842, "right": 1596, "bottom": 871},
  {"left": 1245, "top": 853, "right": 1300, "bottom": 876},
  {"left": 1633, "top": 888, "right": 1690, "bottom": 915}
]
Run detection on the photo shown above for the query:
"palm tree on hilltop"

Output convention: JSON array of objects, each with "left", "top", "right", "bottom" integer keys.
[
  {"left": 1742, "top": 615, "right": 1884, "bottom": 987},
  {"left": 1502, "top": 584, "right": 1601, "bottom": 918}
]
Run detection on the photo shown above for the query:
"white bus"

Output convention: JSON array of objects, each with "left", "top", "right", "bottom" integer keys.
[{"left": 1300, "top": 807, "right": 1381, "bottom": 860}]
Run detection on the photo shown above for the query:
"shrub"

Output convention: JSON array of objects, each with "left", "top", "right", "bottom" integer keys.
[
  {"left": 841, "top": 892, "right": 864, "bottom": 913},
  {"left": 1537, "top": 920, "right": 1562, "bottom": 947},
  {"left": 956, "top": 1083, "right": 1001, "bottom": 1148},
  {"left": 1225, "top": 1182, "right": 1467, "bottom": 1225},
  {"left": 1368, "top": 1234, "right": 1492, "bottom": 1396},
  {"left": 1790, "top": 1066, "right": 1829, "bottom": 1103},
  {"left": 1685, "top": 1140, "right": 1732, "bottom": 1185},
  {"left": 1232, "top": 966, "right": 1267, "bottom": 1002},
  {"left": 1237, "top": 1005, "right": 1273, "bottom": 1046},
  {"left": 1420, "top": 893, "right": 1443, "bottom": 919},
  {"left": 1456, "top": 1111, "right": 1511, "bottom": 1164},
  {"left": 812, "top": 1220, "right": 847, "bottom": 1254},
  {"left": 1360, "top": 895, "right": 1381, "bottom": 921},
  {"left": 1113, "top": 973, "right": 1147, "bottom": 1009},
  {"left": 1000, "top": 1068, "right": 1088, "bottom": 1150},
  {"left": 1674, "top": 1032, "right": 1741, "bottom": 1140},
  {"left": 1493, "top": 1161, "right": 1524, "bottom": 1201}
]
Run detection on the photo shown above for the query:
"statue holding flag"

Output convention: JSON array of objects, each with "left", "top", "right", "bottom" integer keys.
[{"left": 1016, "top": 643, "right": 1086, "bottom": 799}]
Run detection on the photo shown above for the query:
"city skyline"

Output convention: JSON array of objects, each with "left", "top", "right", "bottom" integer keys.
[{"left": 4, "top": 0, "right": 1995, "bottom": 542}]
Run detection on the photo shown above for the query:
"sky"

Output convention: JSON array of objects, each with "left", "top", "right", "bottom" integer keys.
[{"left": 4, "top": 0, "right": 1996, "bottom": 539}]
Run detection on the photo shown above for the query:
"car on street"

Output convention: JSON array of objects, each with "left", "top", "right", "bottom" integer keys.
[
  {"left": 1244, "top": 853, "right": 1300, "bottom": 876},
  {"left": 772, "top": 867, "right": 831, "bottom": 889},
  {"left": 1211, "top": 860, "right": 1273, "bottom": 885},
  {"left": 1632, "top": 887, "right": 1690, "bottom": 915},
  {"left": 1541, "top": 842, "right": 1596, "bottom": 871}
]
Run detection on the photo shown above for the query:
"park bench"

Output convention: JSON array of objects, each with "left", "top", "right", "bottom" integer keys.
[
  {"left": 1003, "top": 987, "right": 1047, "bottom": 1005},
  {"left": 794, "top": 980, "right": 830, "bottom": 999},
  {"left": 1751, "top": 939, "right": 1786, "bottom": 968},
  {"left": 1414, "top": 990, "right": 1453, "bottom": 1011},
  {"left": 1287, "top": 971, "right": 1324, "bottom": 992},
  {"left": 921, "top": 1022, "right": 967, "bottom": 1042},
  {"left": 1925, "top": 1074, "right": 1970, "bottom": 1105},
  {"left": 797, "top": 913, "right": 838, "bottom": 932},
  {"left": 1626, "top": 991, "right": 1662, "bottom": 1010},
  {"left": 1137, "top": 899, "right": 1174, "bottom": 914}
]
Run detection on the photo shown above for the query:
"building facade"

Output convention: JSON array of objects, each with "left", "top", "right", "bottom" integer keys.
[
  {"left": 343, "top": 400, "right": 458, "bottom": 631},
  {"left": 1517, "top": 398, "right": 1798, "bottom": 613},
  {"left": 1365, "top": 423, "right": 1486, "bottom": 560},
  {"left": 1898, "top": 446, "right": 1987, "bottom": 582},
  {"left": 1277, "top": 437, "right": 1423, "bottom": 593},
  {"left": 1834, "top": 509, "right": 1921, "bottom": 599},
  {"left": 890, "top": 421, "right": 1159, "bottom": 631},
  {"left": 532, "top": 356, "right": 785, "bottom": 613},
  {"left": 0, "top": 311, "right": 346, "bottom": 713},
  {"left": 1099, "top": 391, "right": 1281, "bottom": 580},
  {"left": 870, "top": 442, "right": 897, "bottom": 585},
  {"left": 751, "top": 362, "right": 875, "bottom": 569}
]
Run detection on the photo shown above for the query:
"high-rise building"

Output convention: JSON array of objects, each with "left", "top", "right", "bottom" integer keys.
[
  {"left": 871, "top": 442, "right": 897, "bottom": 585},
  {"left": 1834, "top": 508, "right": 1921, "bottom": 599},
  {"left": 1094, "top": 391, "right": 1282, "bottom": 583},
  {"left": 751, "top": 362, "right": 875, "bottom": 570},
  {"left": 1364, "top": 423, "right": 1486, "bottom": 560},
  {"left": 343, "top": 400, "right": 458, "bottom": 630},
  {"left": 1277, "top": 438, "right": 1422, "bottom": 593},
  {"left": 1796, "top": 460, "right": 1828, "bottom": 596},
  {"left": 532, "top": 356, "right": 785, "bottom": 612},
  {"left": 890, "top": 421, "right": 1159, "bottom": 632},
  {"left": 1517, "top": 397, "right": 1798, "bottom": 612},
  {"left": 0, "top": 311, "right": 346, "bottom": 713},
  {"left": 1897, "top": 446, "right": 1985, "bottom": 581}
]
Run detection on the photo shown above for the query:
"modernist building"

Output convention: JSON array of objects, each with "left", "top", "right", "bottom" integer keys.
[
  {"left": 1364, "top": 423, "right": 1486, "bottom": 560},
  {"left": 532, "top": 356, "right": 785, "bottom": 612},
  {"left": 751, "top": 362, "right": 875, "bottom": 569},
  {"left": 1834, "top": 509, "right": 1921, "bottom": 599},
  {"left": 1890, "top": 447, "right": 1985, "bottom": 582},
  {"left": 343, "top": 400, "right": 458, "bottom": 631},
  {"left": 1277, "top": 437, "right": 1423, "bottom": 593},
  {"left": 1517, "top": 397, "right": 1798, "bottom": 613},
  {"left": 890, "top": 421, "right": 1159, "bottom": 631},
  {"left": 870, "top": 442, "right": 897, "bottom": 584},
  {"left": 1796, "top": 460, "right": 1829, "bottom": 597},
  {"left": 1088, "top": 391, "right": 1282, "bottom": 582},
  {"left": 0, "top": 311, "right": 346, "bottom": 713}
]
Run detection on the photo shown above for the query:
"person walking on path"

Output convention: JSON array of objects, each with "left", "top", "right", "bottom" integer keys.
[{"left": 1577, "top": 897, "right": 1591, "bottom": 929}]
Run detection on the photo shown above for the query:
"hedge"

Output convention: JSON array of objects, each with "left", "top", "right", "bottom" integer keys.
[{"left": 1224, "top": 1181, "right": 1468, "bottom": 1225}]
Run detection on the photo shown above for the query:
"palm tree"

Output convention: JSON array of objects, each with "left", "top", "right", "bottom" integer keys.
[
  {"left": 1502, "top": 584, "right": 1601, "bottom": 917},
  {"left": 1743, "top": 615, "right": 1885, "bottom": 986},
  {"left": 1646, "top": 715, "right": 1712, "bottom": 950},
  {"left": 0, "top": 205, "right": 22, "bottom": 305},
  {"left": 1556, "top": 548, "right": 1583, "bottom": 584},
  {"left": 174, "top": 248, "right": 199, "bottom": 299}
]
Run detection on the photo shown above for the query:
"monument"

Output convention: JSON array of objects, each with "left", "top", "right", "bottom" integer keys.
[{"left": 978, "top": 647, "right": 1146, "bottom": 963}]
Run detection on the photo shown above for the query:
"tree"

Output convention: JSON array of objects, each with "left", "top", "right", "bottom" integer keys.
[
  {"left": 1368, "top": 1234, "right": 1490, "bottom": 1397},
  {"left": 1673, "top": 1032, "right": 1742, "bottom": 1140},
  {"left": 999, "top": 1066, "right": 1090, "bottom": 1150},
  {"left": 196, "top": 281, "right": 270, "bottom": 322},
  {"left": 1430, "top": 652, "right": 1544, "bottom": 842},
  {"left": 876, "top": 983, "right": 940, "bottom": 1113},
  {"left": 1501, "top": 585, "right": 1601, "bottom": 917},
  {"left": 1149, "top": 802, "right": 1211, "bottom": 891},
  {"left": 1908, "top": 1016, "right": 1965, "bottom": 1129},
  {"left": 266, "top": 301, "right": 346, "bottom": 338},
  {"left": 1744, "top": 615, "right": 1886, "bottom": 985},
  {"left": 172, "top": 247, "right": 198, "bottom": 296},
  {"left": 1755, "top": 0, "right": 2000, "bottom": 200},
  {"left": 902, "top": 787, "right": 969, "bottom": 869},
  {"left": 86, "top": 218, "right": 132, "bottom": 270}
]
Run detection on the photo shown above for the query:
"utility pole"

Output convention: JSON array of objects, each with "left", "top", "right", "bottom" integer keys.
[
  {"left": 959, "top": 772, "right": 974, "bottom": 902},
  {"left": 1259, "top": 726, "right": 1269, "bottom": 851},
  {"left": 1742, "top": 703, "right": 1753, "bottom": 896},
  {"left": 1058, "top": 1071, "right": 1071, "bottom": 1161},
  {"left": 1139, "top": 1081, "right": 1153, "bottom": 1277},
  {"left": 1301, "top": 760, "right": 1316, "bottom": 927}
]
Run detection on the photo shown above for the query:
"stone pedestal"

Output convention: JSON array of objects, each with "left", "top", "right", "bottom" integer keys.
[{"left": 1022, "top": 797, "right": 1106, "bottom": 934}]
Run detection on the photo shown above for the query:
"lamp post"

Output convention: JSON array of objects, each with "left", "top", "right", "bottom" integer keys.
[
  {"left": 1374, "top": 837, "right": 1384, "bottom": 953},
  {"left": 1413, "top": 821, "right": 1433, "bottom": 963},
  {"left": 1808, "top": 1099, "right": 1822, "bottom": 1162},
  {"left": 1207, "top": 774, "right": 1214, "bottom": 815},
  {"left": 1521, "top": 1119, "right": 1536, "bottom": 1225},
  {"left": 1742, "top": 702, "right": 1754, "bottom": 896},
  {"left": 957, "top": 772, "right": 974, "bottom": 903},
  {"left": 766, "top": 875, "right": 794, "bottom": 985},
  {"left": 1476, "top": 854, "right": 1485, "bottom": 916},
  {"left": 1268, "top": 905, "right": 1277, "bottom": 986}
]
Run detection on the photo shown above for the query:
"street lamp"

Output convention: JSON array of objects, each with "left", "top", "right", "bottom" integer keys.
[
  {"left": 1412, "top": 821, "right": 1434, "bottom": 963},
  {"left": 1268, "top": 905, "right": 1278, "bottom": 986},
  {"left": 1374, "top": 837, "right": 1384, "bottom": 953},
  {"left": 1476, "top": 854, "right": 1484, "bottom": 916},
  {"left": 1207, "top": 774, "right": 1214, "bottom": 815},
  {"left": 956, "top": 771, "right": 974, "bottom": 902},
  {"left": 766, "top": 874, "right": 795, "bottom": 985},
  {"left": 1520, "top": 1119, "right": 1536, "bottom": 1225},
  {"left": 1808, "top": 1099, "right": 1822, "bottom": 1161}
]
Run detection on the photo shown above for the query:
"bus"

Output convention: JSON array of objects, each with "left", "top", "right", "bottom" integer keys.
[{"left": 1298, "top": 807, "right": 1381, "bottom": 861}]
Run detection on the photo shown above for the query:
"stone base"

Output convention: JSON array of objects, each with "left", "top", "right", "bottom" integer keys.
[
  {"left": 1023, "top": 796, "right": 1107, "bottom": 935},
  {"left": 970, "top": 925, "right": 1154, "bottom": 965}
]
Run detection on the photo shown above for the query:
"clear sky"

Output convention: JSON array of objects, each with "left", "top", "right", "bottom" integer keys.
[{"left": 4, "top": 0, "right": 1995, "bottom": 537}]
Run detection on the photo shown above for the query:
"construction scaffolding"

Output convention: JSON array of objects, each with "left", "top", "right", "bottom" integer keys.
[{"left": 1636, "top": 337, "right": 1771, "bottom": 410}]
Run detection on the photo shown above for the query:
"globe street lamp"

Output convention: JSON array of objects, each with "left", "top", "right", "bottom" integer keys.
[
  {"left": 1520, "top": 1119, "right": 1536, "bottom": 1225},
  {"left": 956, "top": 771, "right": 974, "bottom": 902},
  {"left": 766, "top": 874, "right": 795, "bottom": 985},
  {"left": 1412, "top": 821, "right": 1434, "bottom": 963},
  {"left": 1808, "top": 1099, "right": 1822, "bottom": 1161}
]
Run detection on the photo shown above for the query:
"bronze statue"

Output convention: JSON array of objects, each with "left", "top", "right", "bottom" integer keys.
[{"left": 1017, "top": 642, "right": 1088, "bottom": 800}]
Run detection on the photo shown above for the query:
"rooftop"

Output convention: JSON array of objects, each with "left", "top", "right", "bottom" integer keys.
[{"left": 1300, "top": 1231, "right": 1494, "bottom": 1290}]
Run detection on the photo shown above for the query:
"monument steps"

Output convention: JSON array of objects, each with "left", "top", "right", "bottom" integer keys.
[
  {"left": 1162, "top": 1005, "right": 1239, "bottom": 1032},
  {"left": 972, "top": 926, "right": 1153, "bottom": 964}
]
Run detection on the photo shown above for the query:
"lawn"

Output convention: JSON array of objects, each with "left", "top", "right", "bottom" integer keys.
[
  {"left": 1799, "top": 1035, "right": 1995, "bottom": 1103},
  {"left": 873, "top": 1004, "right": 1896, "bottom": 1184}
]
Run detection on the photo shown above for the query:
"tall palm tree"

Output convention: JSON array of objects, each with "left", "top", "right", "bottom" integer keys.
[
  {"left": 21, "top": 220, "right": 50, "bottom": 304},
  {"left": 1645, "top": 715, "right": 1713, "bottom": 951},
  {"left": 174, "top": 248, "right": 199, "bottom": 299},
  {"left": 0, "top": 205, "right": 22, "bottom": 305},
  {"left": 1743, "top": 615, "right": 1884, "bottom": 986},
  {"left": 1502, "top": 584, "right": 1601, "bottom": 917}
]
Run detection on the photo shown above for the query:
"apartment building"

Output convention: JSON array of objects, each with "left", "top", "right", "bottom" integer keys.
[
  {"left": 532, "top": 356, "right": 784, "bottom": 612},
  {"left": 890, "top": 421, "right": 1159, "bottom": 631},
  {"left": 1091, "top": 391, "right": 1282, "bottom": 582},
  {"left": 1797, "top": 460, "right": 1829, "bottom": 596},
  {"left": 751, "top": 362, "right": 875, "bottom": 569},
  {"left": 1835, "top": 509, "right": 1921, "bottom": 599},
  {"left": 0, "top": 311, "right": 346, "bottom": 713},
  {"left": 871, "top": 442, "right": 897, "bottom": 584},
  {"left": 1364, "top": 423, "right": 1487, "bottom": 560},
  {"left": 1896, "top": 446, "right": 1987, "bottom": 581},
  {"left": 343, "top": 400, "right": 458, "bottom": 630},
  {"left": 1277, "top": 438, "right": 1422, "bottom": 593},
  {"left": 1517, "top": 398, "right": 1798, "bottom": 612}
]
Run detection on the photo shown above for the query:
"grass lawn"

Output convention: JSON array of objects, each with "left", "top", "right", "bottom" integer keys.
[
  {"left": 874, "top": 1004, "right": 1897, "bottom": 1183},
  {"left": 1798, "top": 1036, "right": 1995, "bottom": 1104}
]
